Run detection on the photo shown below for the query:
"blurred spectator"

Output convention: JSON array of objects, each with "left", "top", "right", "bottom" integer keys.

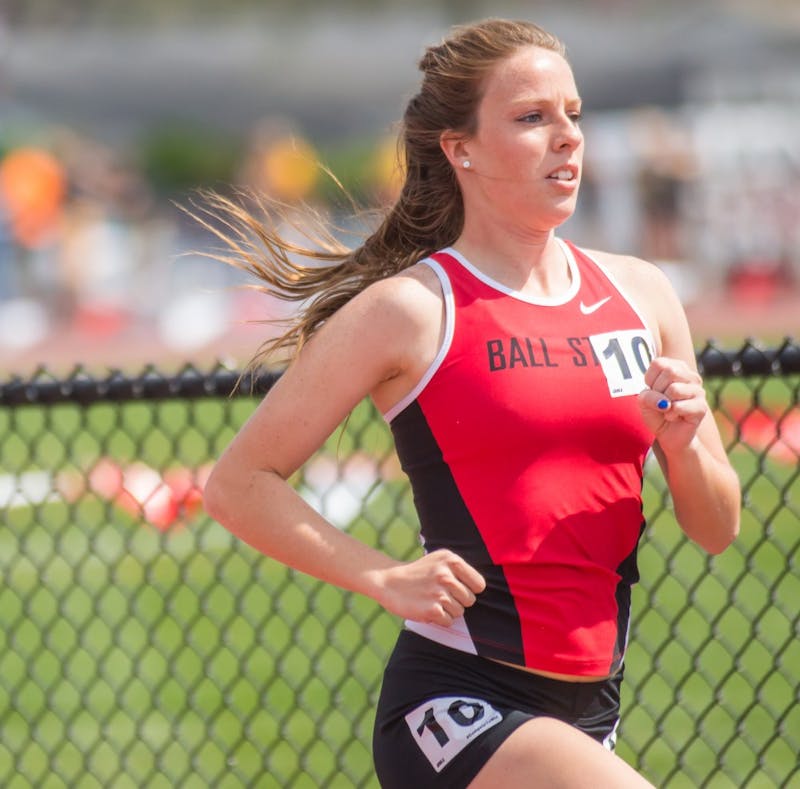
[
  {"left": 0, "top": 146, "right": 65, "bottom": 251},
  {"left": 240, "top": 118, "right": 320, "bottom": 204},
  {"left": 370, "top": 132, "right": 404, "bottom": 205},
  {"left": 56, "top": 131, "right": 155, "bottom": 334},
  {"left": 0, "top": 146, "right": 66, "bottom": 347}
]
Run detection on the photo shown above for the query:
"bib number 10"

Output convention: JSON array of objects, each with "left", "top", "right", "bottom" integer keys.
[
  {"left": 404, "top": 695, "right": 502, "bottom": 772},
  {"left": 589, "top": 329, "right": 655, "bottom": 397}
]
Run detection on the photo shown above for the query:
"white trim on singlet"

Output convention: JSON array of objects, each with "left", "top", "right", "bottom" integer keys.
[
  {"left": 404, "top": 617, "right": 479, "bottom": 655},
  {"left": 439, "top": 237, "right": 581, "bottom": 306},
  {"left": 381, "top": 241, "right": 583, "bottom": 422},
  {"left": 576, "top": 245, "right": 661, "bottom": 355},
  {"left": 382, "top": 258, "right": 455, "bottom": 423}
]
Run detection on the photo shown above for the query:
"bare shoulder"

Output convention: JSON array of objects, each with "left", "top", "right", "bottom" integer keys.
[
  {"left": 583, "top": 247, "right": 689, "bottom": 358},
  {"left": 584, "top": 247, "right": 673, "bottom": 293},
  {"left": 337, "top": 261, "right": 444, "bottom": 411},
  {"left": 334, "top": 261, "right": 443, "bottom": 355},
  {"left": 345, "top": 260, "right": 441, "bottom": 321}
]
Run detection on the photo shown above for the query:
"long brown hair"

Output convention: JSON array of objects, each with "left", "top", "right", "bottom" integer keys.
[{"left": 190, "top": 19, "right": 565, "bottom": 369}]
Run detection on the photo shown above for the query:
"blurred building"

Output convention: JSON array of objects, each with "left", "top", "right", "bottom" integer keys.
[{"left": 1, "top": 2, "right": 799, "bottom": 366}]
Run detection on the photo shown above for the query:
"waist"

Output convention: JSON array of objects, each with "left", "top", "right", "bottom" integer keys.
[
  {"left": 404, "top": 615, "right": 626, "bottom": 679},
  {"left": 403, "top": 624, "right": 622, "bottom": 687},
  {"left": 488, "top": 656, "right": 616, "bottom": 683}
]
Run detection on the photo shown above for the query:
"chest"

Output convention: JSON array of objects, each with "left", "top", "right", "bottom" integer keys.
[{"left": 421, "top": 261, "right": 656, "bottom": 456}]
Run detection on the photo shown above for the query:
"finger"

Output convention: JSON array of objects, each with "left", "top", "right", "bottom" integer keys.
[
  {"left": 644, "top": 382, "right": 697, "bottom": 410},
  {"left": 428, "top": 604, "right": 454, "bottom": 628},
  {"left": 640, "top": 386, "right": 707, "bottom": 428},
  {"left": 440, "top": 597, "right": 465, "bottom": 619},
  {"left": 648, "top": 369, "right": 680, "bottom": 398},
  {"left": 644, "top": 357, "right": 673, "bottom": 389},
  {"left": 449, "top": 556, "right": 487, "bottom": 595},
  {"left": 639, "top": 388, "right": 672, "bottom": 413},
  {"left": 645, "top": 357, "right": 700, "bottom": 392},
  {"left": 449, "top": 583, "right": 477, "bottom": 609},
  {"left": 664, "top": 394, "right": 707, "bottom": 423}
]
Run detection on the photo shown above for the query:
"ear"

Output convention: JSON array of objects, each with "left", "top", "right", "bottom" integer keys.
[{"left": 440, "top": 130, "right": 471, "bottom": 170}]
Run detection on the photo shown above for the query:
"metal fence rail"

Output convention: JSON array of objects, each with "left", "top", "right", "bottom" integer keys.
[{"left": 1, "top": 340, "right": 798, "bottom": 788}]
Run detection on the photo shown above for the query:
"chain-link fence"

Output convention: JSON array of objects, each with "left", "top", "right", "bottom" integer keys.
[{"left": 1, "top": 340, "right": 798, "bottom": 788}]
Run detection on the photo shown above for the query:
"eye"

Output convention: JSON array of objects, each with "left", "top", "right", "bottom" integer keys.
[
  {"left": 569, "top": 112, "right": 583, "bottom": 124},
  {"left": 518, "top": 112, "right": 543, "bottom": 123}
]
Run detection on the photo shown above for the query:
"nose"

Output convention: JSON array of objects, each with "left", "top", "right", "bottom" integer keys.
[{"left": 553, "top": 115, "right": 583, "bottom": 151}]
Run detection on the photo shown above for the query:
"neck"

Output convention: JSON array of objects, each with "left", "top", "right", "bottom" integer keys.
[{"left": 452, "top": 227, "right": 571, "bottom": 299}]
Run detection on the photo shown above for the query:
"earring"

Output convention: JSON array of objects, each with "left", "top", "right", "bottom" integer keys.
[{"left": 462, "top": 160, "right": 471, "bottom": 169}]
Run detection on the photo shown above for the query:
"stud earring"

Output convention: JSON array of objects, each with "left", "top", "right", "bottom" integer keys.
[{"left": 462, "top": 160, "right": 471, "bottom": 169}]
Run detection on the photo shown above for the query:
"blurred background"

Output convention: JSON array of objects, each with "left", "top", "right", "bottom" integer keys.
[{"left": 2, "top": 0, "right": 800, "bottom": 374}]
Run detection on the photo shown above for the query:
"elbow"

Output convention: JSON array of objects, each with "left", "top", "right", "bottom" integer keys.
[
  {"left": 202, "top": 458, "right": 282, "bottom": 530},
  {"left": 700, "top": 517, "right": 740, "bottom": 556},
  {"left": 202, "top": 462, "right": 233, "bottom": 525},
  {"left": 708, "top": 478, "right": 742, "bottom": 555},
  {"left": 700, "top": 473, "right": 742, "bottom": 555},
  {"left": 703, "top": 531, "right": 737, "bottom": 556}
]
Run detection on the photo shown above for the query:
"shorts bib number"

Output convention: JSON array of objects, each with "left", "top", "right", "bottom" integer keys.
[{"left": 405, "top": 695, "right": 503, "bottom": 773}]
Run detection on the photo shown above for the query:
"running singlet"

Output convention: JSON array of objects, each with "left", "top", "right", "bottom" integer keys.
[{"left": 384, "top": 239, "right": 656, "bottom": 677}]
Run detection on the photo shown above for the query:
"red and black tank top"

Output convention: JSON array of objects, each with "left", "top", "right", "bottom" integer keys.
[{"left": 385, "top": 239, "right": 656, "bottom": 676}]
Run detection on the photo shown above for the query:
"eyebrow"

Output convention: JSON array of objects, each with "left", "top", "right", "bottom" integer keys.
[
  {"left": 510, "top": 95, "right": 582, "bottom": 107},
  {"left": 507, "top": 97, "right": 582, "bottom": 116}
]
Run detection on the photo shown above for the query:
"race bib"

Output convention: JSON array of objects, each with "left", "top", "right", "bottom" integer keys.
[
  {"left": 404, "top": 696, "right": 503, "bottom": 773},
  {"left": 589, "top": 329, "right": 654, "bottom": 398}
]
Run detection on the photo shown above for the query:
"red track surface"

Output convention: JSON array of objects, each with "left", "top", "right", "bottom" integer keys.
[{"left": 3, "top": 284, "right": 799, "bottom": 377}]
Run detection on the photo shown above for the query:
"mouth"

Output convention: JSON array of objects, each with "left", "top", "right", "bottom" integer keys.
[{"left": 546, "top": 167, "right": 578, "bottom": 182}]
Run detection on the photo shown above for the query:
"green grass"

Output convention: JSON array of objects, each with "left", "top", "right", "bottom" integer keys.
[{"left": 1, "top": 392, "right": 798, "bottom": 787}]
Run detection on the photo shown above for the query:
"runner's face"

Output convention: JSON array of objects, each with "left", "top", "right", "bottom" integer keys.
[{"left": 463, "top": 46, "right": 584, "bottom": 230}]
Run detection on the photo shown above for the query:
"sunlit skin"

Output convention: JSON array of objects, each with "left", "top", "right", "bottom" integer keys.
[
  {"left": 203, "top": 33, "right": 740, "bottom": 789},
  {"left": 441, "top": 46, "right": 583, "bottom": 295},
  {"left": 205, "top": 40, "right": 739, "bottom": 664},
  {"left": 460, "top": 47, "right": 583, "bottom": 228}
]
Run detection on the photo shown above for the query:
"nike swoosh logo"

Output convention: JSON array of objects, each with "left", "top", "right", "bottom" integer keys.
[{"left": 579, "top": 296, "right": 611, "bottom": 315}]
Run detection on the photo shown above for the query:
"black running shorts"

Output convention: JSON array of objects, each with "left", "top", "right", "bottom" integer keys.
[{"left": 372, "top": 630, "right": 622, "bottom": 788}]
